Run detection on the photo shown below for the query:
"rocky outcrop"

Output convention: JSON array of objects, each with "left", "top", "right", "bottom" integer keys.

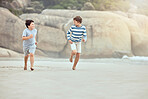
[
  {"left": 129, "top": 14, "right": 148, "bottom": 56},
  {"left": 17, "top": 9, "right": 148, "bottom": 58},
  {"left": 61, "top": 11, "right": 132, "bottom": 58},
  {"left": 41, "top": 9, "right": 77, "bottom": 18},
  {"left": 0, "top": 0, "right": 43, "bottom": 14},
  {"left": 0, "top": 7, "right": 67, "bottom": 57},
  {"left": 0, "top": 47, "right": 23, "bottom": 57},
  {"left": 24, "top": 1, "right": 44, "bottom": 13},
  {"left": 0, "top": 0, "right": 30, "bottom": 10},
  {"left": 20, "top": 13, "right": 69, "bottom": 29},
  {"left": 1, "top": 7, "right": 148, "bottom": 58},
  {"left": 81, "top": 2, "right": 95, "bottom": 10},
  {"left": 112, "top": 12, "right": 148, "bottom": 56},
  {"left": 0, "top": 7, "right": 25, "bottom": 53},
  {"left": 36, "top": 25, "right": 67, "bottom": 57}
]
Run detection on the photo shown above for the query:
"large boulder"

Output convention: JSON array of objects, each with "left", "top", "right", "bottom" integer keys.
[
  {"left": 0, "top": 7, "right": 67, "bottom": 57},
  {"left": 112, "top": 11, "right": 128, "bottom": 17},
  {"left": 41, "top": 9, "right": 77, "bottom": 18},
  {"left": 131, "top": 14, "right": 148, "bottom": 34},
  {"left": 12, "top": 0, "right": 30, "bottom": 9},
  {"left": 1, "top": 0, "right": 30, "bottom": 9},
  {"left": 0, "top": 7, "right": 25, "bottom": 53},
  {"left": 0, "top": 47, "right": 23, "bottom": 57},
  {"left": 19, "top": 13, "right": 69, "bottom": 29},
  {"left": 112, "top": 12, "right": 148, "bottom": 56},
  {"left": 24, "top": 1, "right": 44, "bottom": 13},
  {"left": 2, "top": 7, "right": 148, "bottom": 58},
  {"left": 81, "top": 2, "right": 95, "bottom": 10},
  {"left": 62, "top": 11, "right": 132, "bottom": 58},
  {"left": 36, "top": 25, "right": 67, "bottom": 57},
  {"left": 129, "top": 14, "right": 148, "bottom": 56}
]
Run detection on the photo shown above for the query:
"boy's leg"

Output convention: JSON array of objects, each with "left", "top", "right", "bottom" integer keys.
[
  {"left": 72, "top": 42, "right": 81, "bottom": 70},
  {"left": 30, "top": 53, "right": 34, "bottom": 70},
  {"left": 29, "top": 48, "right": 36, "bottom": 71},
  {"left": 24, "top": 55, "right": 29, "bottom": 70},
  {"left": 72, "top": 53, "right": 80, "bottom": 70},
  {"left": 70, "top": 50, "right": 77, "bottom": 62},
  {"left": 23, "top": 48, "right": 29, "bottom": 70},
  {"left": 69, "top": 43, "right": 77, "bottom": 62}
]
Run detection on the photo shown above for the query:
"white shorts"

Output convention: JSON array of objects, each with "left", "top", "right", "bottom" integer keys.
[{"left": 70, "top": 42, "right": 81, "bottom": 53}]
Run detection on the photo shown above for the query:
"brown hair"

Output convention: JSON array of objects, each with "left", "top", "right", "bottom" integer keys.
[
  {"left": 25, "top": 20, "right": 34, "bottom": 28},
  {"left": 73, "top": 16, "right": 82, "bottom": 23}
]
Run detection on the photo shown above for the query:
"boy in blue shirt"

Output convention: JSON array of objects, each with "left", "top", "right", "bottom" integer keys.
[
  {"left": 22, "top": 20, "right": 37, "bottom": 71},
  {"left": 67, "top": 16, "right": 87, "bottom": 70}
]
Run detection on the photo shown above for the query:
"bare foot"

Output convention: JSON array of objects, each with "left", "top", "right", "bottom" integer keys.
[
  {"left": 69, "top": 56, "right": 73, "bottom": 62},
  {"left": 30, "top": 68, "right": 34, "bottom": 71},
  {"left": 72, "top": 67, "right": 76, "bottom": 70},
  {"left": 24, "top": 66, "right": 27, "bottom": 70}
]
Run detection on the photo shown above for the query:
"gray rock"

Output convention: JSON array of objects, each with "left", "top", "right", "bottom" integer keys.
[
  {"left": 24, "top": 1, "right": 44, "bottom": 13},
  {"left": 19, "top": 13, "right": 69, "bottom": 29},
  {"left": 1, "top": 0, "right": 30, "bottom": 9},
  {"left": 81, "top": 2, "right": 95, "bottom": 10},
  {"left": 0, "top": 7, "right": 25, "bottom": 53},
  {"left": 24, "top": 7, "right": 35, "bottom": 13},
  {"left": 36, "top": 25, "right": 67, "bottom": 55},
  {"left": 112, "top": 50, "right": 133, "bottom": 58},
  {"left": 62, "top": 11, "right": 132, "bottom": 58},
  {"left": 2, "top": 7, "right": 148, "bottom": 58},
  {"left": 127, "top": 14, "right": 148, "bottom": 56},
  {"left": 0, "top": 7, "right": 67, "bottom": 58},
  {"left": 41, "top": 9, "right": 77, "bottom": 18},
  {"left": 0, "top": 47, "right": 23, "bottom": 57}
]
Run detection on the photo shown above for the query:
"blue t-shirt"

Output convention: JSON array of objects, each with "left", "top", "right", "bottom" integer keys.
[{"left": 22, "top": 28, "right": 37, "bottom": 48}]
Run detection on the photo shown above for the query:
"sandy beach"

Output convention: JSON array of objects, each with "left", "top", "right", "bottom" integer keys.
[{"left": 0, "top": 57, "right": 148, "bottom": 99}]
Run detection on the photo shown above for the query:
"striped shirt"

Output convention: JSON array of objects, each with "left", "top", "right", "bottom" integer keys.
[{"left": 67, "top": 25, "right": 87, "bottom": 42}]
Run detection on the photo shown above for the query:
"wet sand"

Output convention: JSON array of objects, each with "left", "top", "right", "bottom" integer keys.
[{"left": 0, "top": 58, "right": 148, "bottom": 99}]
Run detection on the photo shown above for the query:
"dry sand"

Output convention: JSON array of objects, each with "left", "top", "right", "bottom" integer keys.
[{"left": 0, "top": 58, "right": 148, "bottom": 99}]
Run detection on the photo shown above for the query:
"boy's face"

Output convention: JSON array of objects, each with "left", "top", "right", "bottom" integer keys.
[
  {"left": 28, "top": 22, "right": 35, "bottom": 29},
  {"left": 73, "top": 20, "right": 80, "bottom": 26}
]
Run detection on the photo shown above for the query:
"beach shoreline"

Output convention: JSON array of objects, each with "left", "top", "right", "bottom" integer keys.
[{"left": 0, "top": 57, "right": 148, "bottom": 99}]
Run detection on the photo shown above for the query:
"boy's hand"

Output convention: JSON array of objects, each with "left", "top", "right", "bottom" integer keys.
[
  {"left": 35, "top": 42, "right": 37, "bottom": 45},
  {"left": 29, "top": 34, "right": 33, "bottom": 39},
  {"left": 69, "top": 40, "right": 73, "bottom": 44},
  {"left": 82, "top": 39, "right": 85, "bottom": 42}
]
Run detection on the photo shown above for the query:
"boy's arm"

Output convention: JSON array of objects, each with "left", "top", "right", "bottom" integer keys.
[
  {"left": 35, "top": 35, "right": 37, "bottom": 45},
  {"left": 82, "top": 27, "right": 87, "bottom": 42},
  {"left": 22, "top": 29, "right": 33, "bottom": 40},
  {"left": 67, "top": 27, "right": 73, "bottom": 44},
  {"left": 22, "top": 34, "right": 33, "bottom": 40},
  {"left": 67, "top": 27, "right": 72, "bottom": 40},
  {"left": 35, "top": 35, "right": 37, "bottom": 42},
  {"left": 35, "top": 30, "right": 38, "bottom": 45}
]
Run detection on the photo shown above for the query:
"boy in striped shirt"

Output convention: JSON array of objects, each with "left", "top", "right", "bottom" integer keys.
[{"left": 67, "top": 16, "right": 87, "bottom": 70}]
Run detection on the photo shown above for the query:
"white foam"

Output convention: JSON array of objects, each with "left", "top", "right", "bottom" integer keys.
[{"left": 122, "top": 55, "right": 148, "bottom": 61}]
